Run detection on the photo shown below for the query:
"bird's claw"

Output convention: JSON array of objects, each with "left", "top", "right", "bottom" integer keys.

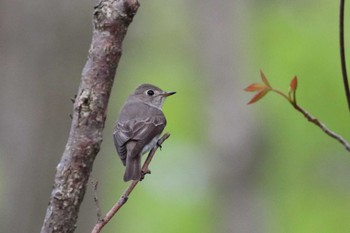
[
  {"left": 157, "top": 141, "right": 162, "bottom": 150},
  {"left": 140, "top": 169, "right": 151, "bottom": 181}
]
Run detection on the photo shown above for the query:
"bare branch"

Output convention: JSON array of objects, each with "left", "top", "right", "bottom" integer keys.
[
  {"left": 40, "top": 1, "right": 140, "bottom": 233},
  {"left": 91, "top": 133, "right": 171, "bottom": 233},
  {"left": 292, "top": 103, "right": 350, "bottom": 152},
  {"left": 339, "top": 0, "right": 350, "bottom": 110},
  {"left": 246, "top": 73, "right": 350, "bottom": 153}
]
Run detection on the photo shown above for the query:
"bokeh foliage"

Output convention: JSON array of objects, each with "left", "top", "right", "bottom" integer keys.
[{"left": 251, "top": 1, "right": 350, "bottom": 232}]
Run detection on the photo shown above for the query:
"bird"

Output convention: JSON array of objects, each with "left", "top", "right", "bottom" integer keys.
[{"left": 113, "top": 84, "right": 175, "bottom": 181}]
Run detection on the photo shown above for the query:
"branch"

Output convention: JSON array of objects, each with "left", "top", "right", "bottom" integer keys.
[
  {"left": 40, "top": 1, "right": 139, "bottom": 233},
  {"left": 246, "top": 72, "right": 350, "bottom": 153},
  {"left": 339, "top": 0, "right": 350, "bottom": 110},
  {"left": 291, "top": 103, "right": 350, "bottom": 152},
  {"left": 91, "top": 133, "right": 171, "bottom": 233}
]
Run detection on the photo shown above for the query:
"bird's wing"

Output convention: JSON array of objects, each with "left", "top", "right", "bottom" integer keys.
[
  {"left": 113, "top": 121, "right": 132, "bottom": 165},
  {"left": 113, "top": 115, "right": 166, "bottom": 166}
]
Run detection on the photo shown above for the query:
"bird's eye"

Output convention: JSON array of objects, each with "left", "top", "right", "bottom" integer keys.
[{"left": 147, "top": 90, "right": 154, "bottom": 96}]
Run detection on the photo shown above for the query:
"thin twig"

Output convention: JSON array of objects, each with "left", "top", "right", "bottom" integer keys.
[
  {"left": 271, "top": 89, "right": 292, "bottom": 103},
  {"left": 90, "top": 177, "right": 102, "bottom": 221},
  {"left": 292, "top": 103, "right": 350, "bottom": 152},
  {"left": 272, "top": 85, "right": 350, "bottom": 152},
  {"left": 91, "top": 133, "right": 171, "bottom": 233},
  {"left": 339, "top": 0, "right": 350, "bottom": 110}
]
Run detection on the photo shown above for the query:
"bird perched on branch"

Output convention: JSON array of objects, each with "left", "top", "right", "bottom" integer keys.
[{"left": 113, "top": 84, "right": 175, "bottom": 181}]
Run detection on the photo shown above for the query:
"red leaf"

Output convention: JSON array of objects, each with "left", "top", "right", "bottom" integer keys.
[
  {"left": 290, "top": 76, "right": 298, "bottom": 91},
  {"left": 260, "top": 70, "right": 271, "bottom": 87},
  {"left": 244, "top": 83, "right": 267, "bottom": 92},
  {"left": 247, "top": 88, "right": 270, "bottom": 105}
]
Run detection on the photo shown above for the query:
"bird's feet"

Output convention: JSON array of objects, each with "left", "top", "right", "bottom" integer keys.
[
  {"left": 156, "top": 140, "right": 162, "bottom": 150},
  {"left": 140, "top": 169, "right": 151, "bottom": 181}
]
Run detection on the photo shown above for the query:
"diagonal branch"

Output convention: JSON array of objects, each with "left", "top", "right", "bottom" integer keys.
[
  {"left": 292, "top": 103, "right": 350, "bottom": 152},
  {"left": 246, "top": 73, "right": 350, "bottom": 153},
  {"left": 272, "top": 88, "right": 350, "bottom": 152},
  {"left": 40, "top": 1, "right": 140, "bottom": 233},
  {"left": 91, "top": 133, "right": 171, "bottom": 233}
]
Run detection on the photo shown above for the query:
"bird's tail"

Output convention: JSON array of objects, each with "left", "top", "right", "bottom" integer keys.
[{"left": 124, "top": 155, "right": 141, "bottom": 182}]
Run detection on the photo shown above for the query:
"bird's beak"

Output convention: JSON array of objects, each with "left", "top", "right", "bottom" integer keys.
[{"left": 162, "top": 91, "right": 176, "bottom": 97}]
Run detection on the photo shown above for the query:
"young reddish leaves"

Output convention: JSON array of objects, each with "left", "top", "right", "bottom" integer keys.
[
  {"left": 245, "top": 71, "right": 299, "bottom": 105},
  {"left": 244, "top": 70, "right": 272, "bottom": 104},
  {"left": 260, "top": 70, "right": 271, "bottom": 88},
  {"left": 245, "top": 72, "right": 350, "bottom": 153},
  {"left": 290, "top": 76, "right": 298, "bottom": 91},
  {"left": 288, "top": 76, "right": 298, "bottom": 103},
  {"left": 244, "top": 83, "right": 267, "bottom": 92},
  {"left": 246, "top": 88, "right": 270, "bottom": 104}
]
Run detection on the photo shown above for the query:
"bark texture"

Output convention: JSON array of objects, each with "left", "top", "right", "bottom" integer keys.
[{"left": 41, "top": 1, "right": 139, "bottom": 232}]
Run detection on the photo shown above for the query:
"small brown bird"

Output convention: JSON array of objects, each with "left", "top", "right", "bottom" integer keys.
[{"left": 113, "top": 84, "right": 175, "bottom": 181}]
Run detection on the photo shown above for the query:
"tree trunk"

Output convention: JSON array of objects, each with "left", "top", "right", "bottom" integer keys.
[{"left": 41, "top": 1, "right": 139, "bottom": 232}]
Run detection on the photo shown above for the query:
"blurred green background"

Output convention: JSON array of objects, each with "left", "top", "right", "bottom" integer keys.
[{"left": 2, "top": 0, "right": 350, "bottom": 232}]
